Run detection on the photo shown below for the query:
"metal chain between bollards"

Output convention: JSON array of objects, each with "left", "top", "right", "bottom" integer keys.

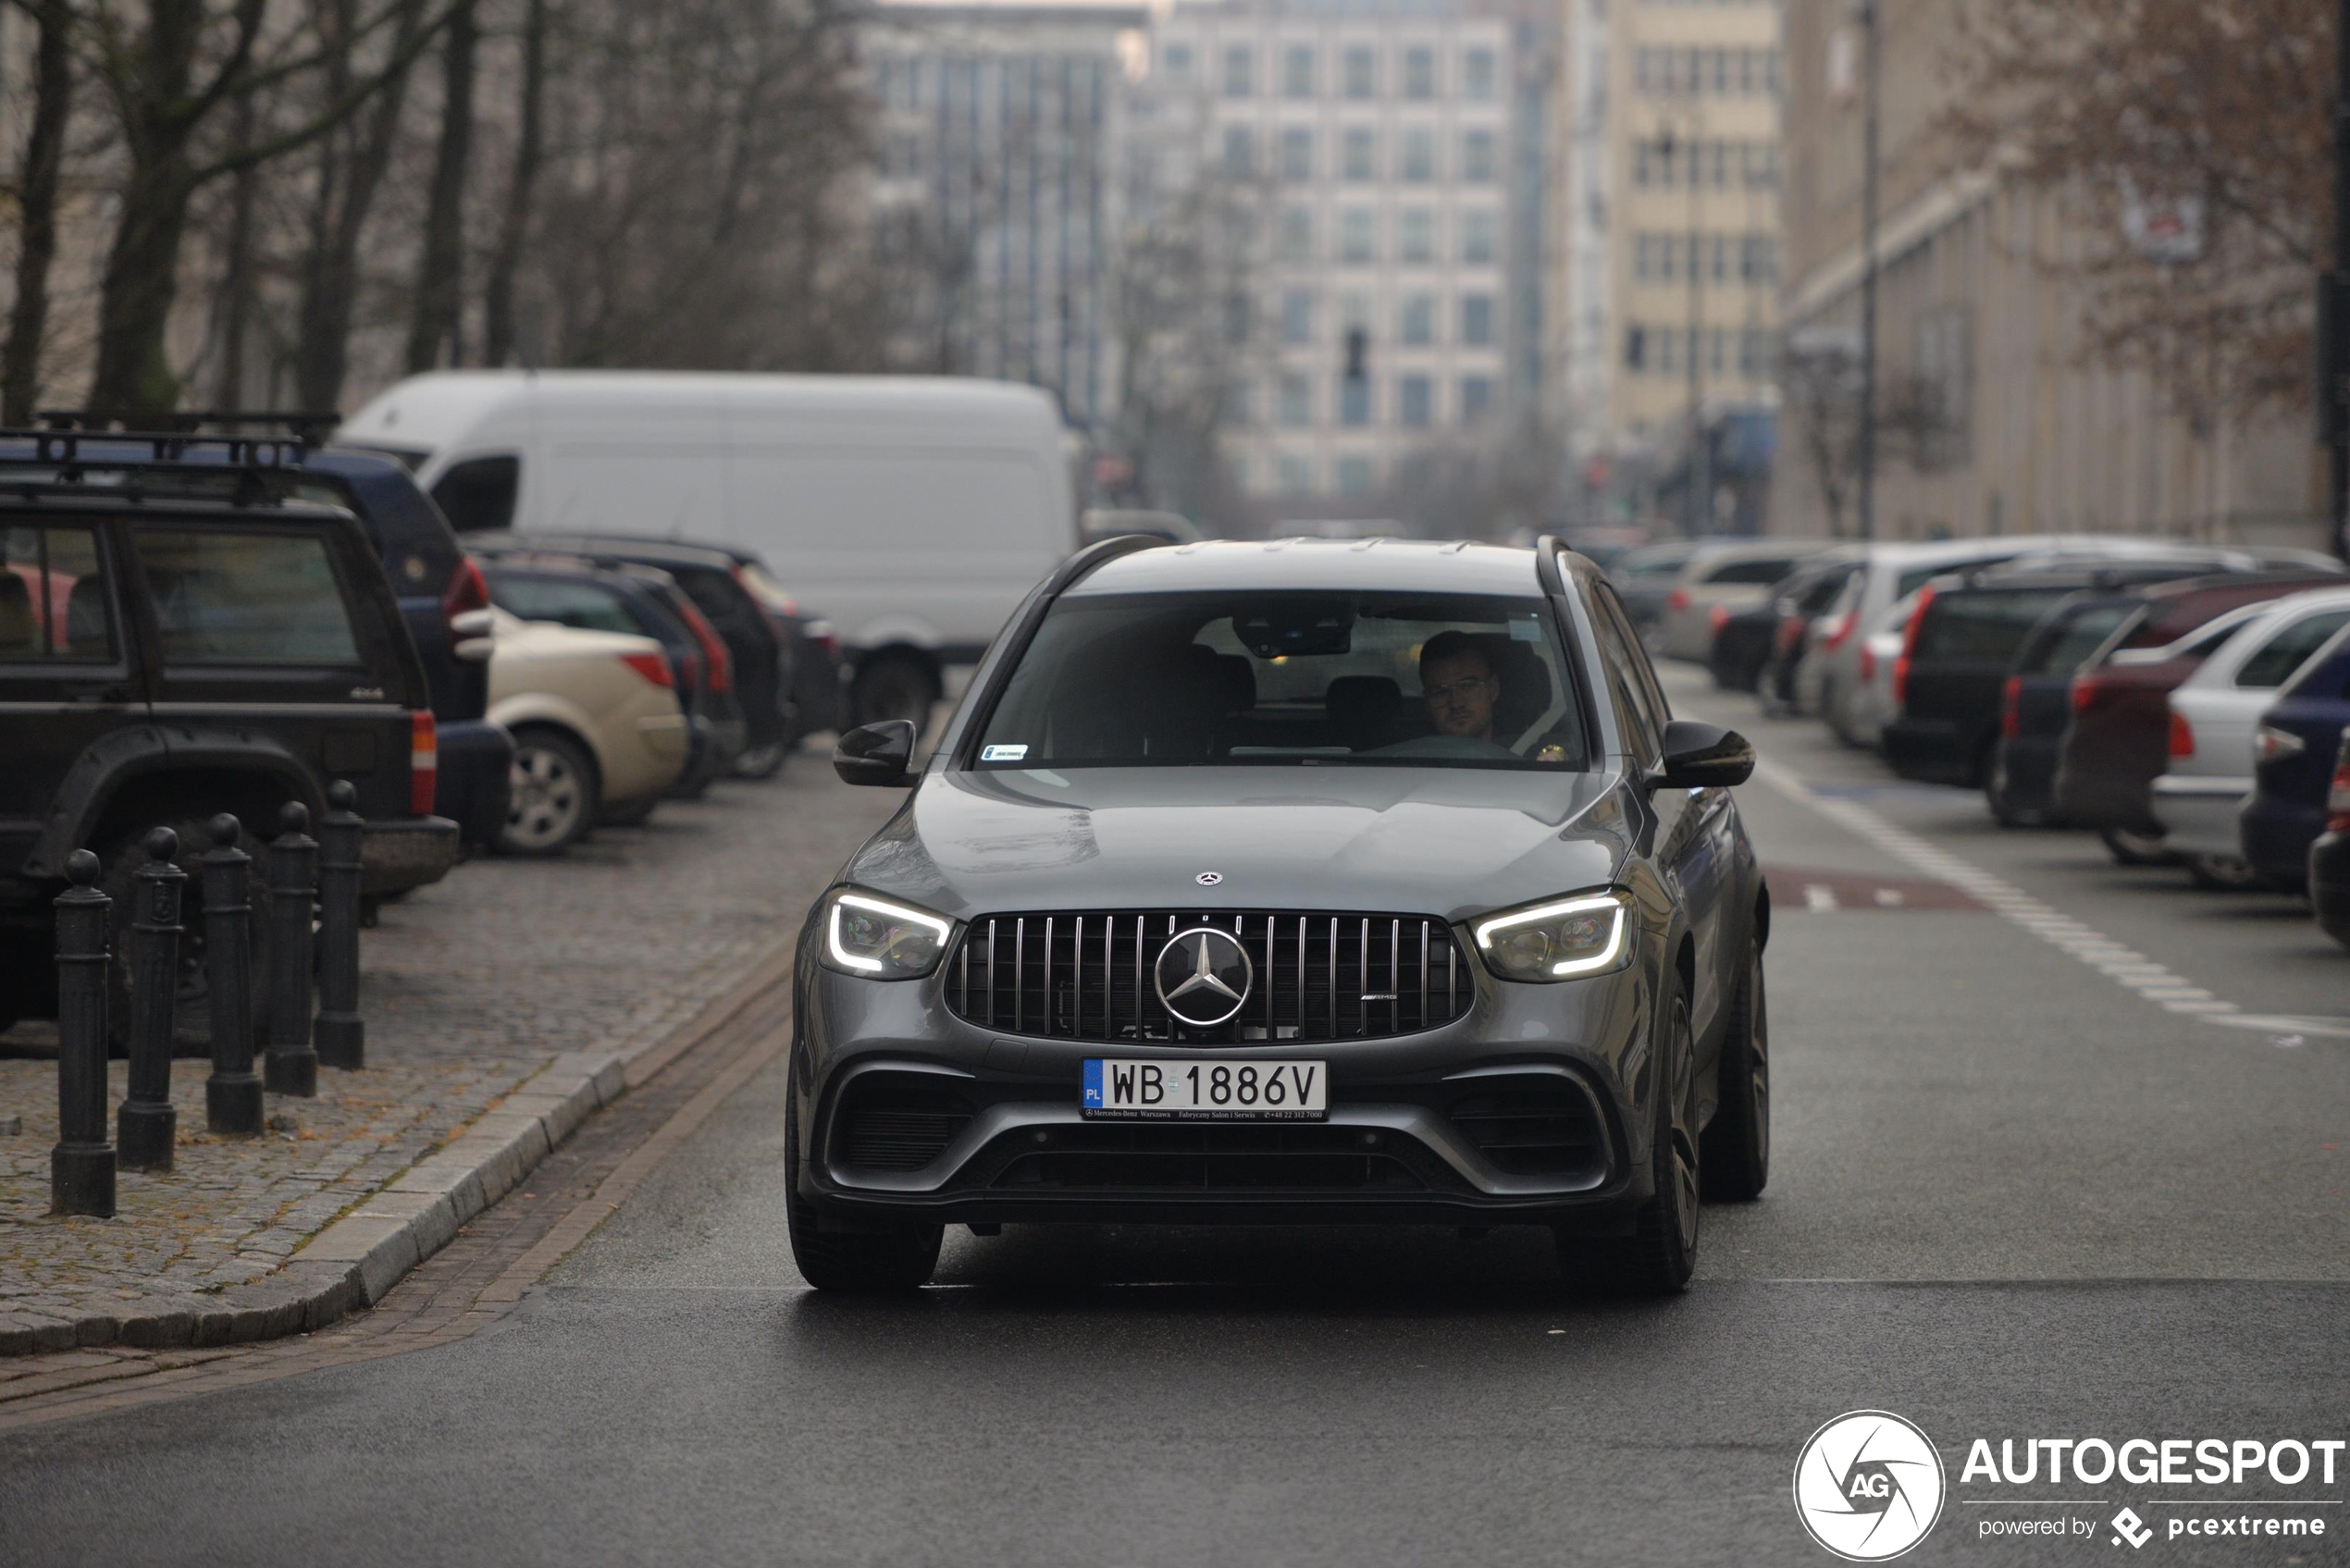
[
  {"left": 314, "top": 781, "right": 365, "bottom": 1069},
  {"left": 51, "top": 849, "right": 115, "bottom": 1217},
  {"left": 117, "top": 827, "right": 183, "bottom": 1172},
  {"left": 265, "top": 801, "right": 319, "bottom": 1098}
]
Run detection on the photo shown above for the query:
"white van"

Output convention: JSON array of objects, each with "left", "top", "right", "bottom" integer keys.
[{"left": 337, "top": 371, "right": 1077, "bottom": 711}]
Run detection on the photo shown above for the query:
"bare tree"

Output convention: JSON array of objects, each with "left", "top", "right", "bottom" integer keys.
[
  {"left": 480, "top": 0, "right": 546, "bottom": 366},
  {"left": 1945, "top": 0, "right": 2330, "bottom": 423},
  {"left": 404, "top": 0, "right": 476, "bottom": 371},
  {"left": 4, "top": 0, "right": 80, "bottom": 421}
]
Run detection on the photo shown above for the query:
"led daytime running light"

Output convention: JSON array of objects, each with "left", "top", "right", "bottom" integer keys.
[
  {"left": 1473, "top": 893, "right": 1628, "bottom": 978},
  {"left": 826, "top": 892, "right": 953, "bottom": 974}
]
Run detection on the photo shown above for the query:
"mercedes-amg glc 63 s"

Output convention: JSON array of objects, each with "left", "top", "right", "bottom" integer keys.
[{"left": 790, "top": 537, "right": 1769, "bottom": 1295}]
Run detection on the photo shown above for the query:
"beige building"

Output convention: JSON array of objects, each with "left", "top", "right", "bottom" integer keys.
[
  {"left": 1552, "top": 0, "right": 1785, "bottom": 529},
  {"left": 1772, "top": 0, "right": 2326, "bottom": 548}
]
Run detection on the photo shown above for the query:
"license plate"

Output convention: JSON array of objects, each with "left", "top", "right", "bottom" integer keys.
[{"left": 1082, "top": 1058, "right": 1328, "bottom": 1121}]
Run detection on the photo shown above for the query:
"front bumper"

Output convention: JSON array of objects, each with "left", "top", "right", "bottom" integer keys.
[
  {"left": 360, "top": 815, "right": 461, "bottom": 896},
  {"left": 2243, "top": 796, "right": 2325, "bottom": 883},
  {"left": 791, "top": 931, "right": 1662, "bottom": 1233},
  {"left": 2150, "top": 775, "right": 2251, "bottom": 862}
]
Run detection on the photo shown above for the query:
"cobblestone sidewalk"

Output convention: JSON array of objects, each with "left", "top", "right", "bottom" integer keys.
[{"left": 0, "top": 764, "right": 893, "bottom": 1352}]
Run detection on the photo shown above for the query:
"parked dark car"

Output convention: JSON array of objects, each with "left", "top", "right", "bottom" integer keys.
[
  {"left": 2053, "top": 574, "right": 2344, "bottom": 862},
  {"left": 2307, "top": 730, "right": 2350, "bottom": 950},
  {"left": 1708, "top": 558, "right": 1859, "bottom": 704},
  {"left": 2242, "top": 625, "right": 2350, "bottom": 889},
  {"left": 1886, "top": 560, "right": 2258, "bottom": 790},
  {"left": 0, "top": 428, "right": 457, "bottom": 1031},
  {"left": 476, "top": 550, "right": 746, "bottom": 800},
  {"left": 1609, "top": 539, "right": 1713, "bottom": 638},
  {"left": 790, "top": 537, "right": 1768, "bottom": 1297},
  {"left": 470, "top": 532, "right": 806, "bottom": 775},
  {"left": 1985, "top": 593, "right": 2146, "bottom": 826},
  {"left": 25, "top": 417, "right": 513, "bottom": 850}
]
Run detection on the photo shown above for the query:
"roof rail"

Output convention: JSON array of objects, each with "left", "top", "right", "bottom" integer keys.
[
  {"left": 1533, "top": 533, "right": 1568, "bottom": 596},
  {"left": 37, "top": 408, "right": 341, "bottom": 445}
]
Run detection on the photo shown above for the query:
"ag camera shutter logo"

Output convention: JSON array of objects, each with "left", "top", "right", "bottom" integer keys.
[{"left": 1793, "top": 1411, "right": 1948, "bottom": 1562}]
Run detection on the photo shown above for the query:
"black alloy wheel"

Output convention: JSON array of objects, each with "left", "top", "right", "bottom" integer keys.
[
  {"left": 1562, "top": 986, "right": 1700, "bottom": 1296},
  {"left": 2099, "top": 824, "right": 2173, "bottom": 868},
  {"left": 785, "top": 1079, "right": 944, "bottom": 1292},
  {"left": 1700, "top": 933, "right": 1769, "bottom": 1202}
]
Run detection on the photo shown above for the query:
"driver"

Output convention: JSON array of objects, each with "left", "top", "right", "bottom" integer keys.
[{"left": 1419, "top": 632, "right": 1501, "bottom": 743}]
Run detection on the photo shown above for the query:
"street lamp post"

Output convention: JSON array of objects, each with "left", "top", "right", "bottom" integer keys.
[
  {"left": 2331, "top": 0, "right": 2350, "bottom": 558},
  {"left": 1856, "top": 0, "right": 1881, "bottom": 544}
]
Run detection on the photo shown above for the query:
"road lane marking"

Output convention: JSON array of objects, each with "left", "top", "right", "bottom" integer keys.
[{"left": 1750, "top": 759, "right": 2248, "bottom": 1025}]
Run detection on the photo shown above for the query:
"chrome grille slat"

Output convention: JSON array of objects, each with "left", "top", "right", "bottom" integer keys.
[{"left": 945, "top": 909, "right": 1472, "bottom": 1046}]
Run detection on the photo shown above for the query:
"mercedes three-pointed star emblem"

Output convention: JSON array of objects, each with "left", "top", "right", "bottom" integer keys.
[{"left": 1154, "top": 927, "right": 1255, "bottom": 1028}]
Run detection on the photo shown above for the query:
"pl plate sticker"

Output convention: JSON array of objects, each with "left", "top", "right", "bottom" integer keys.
[{"left": 981, "top": 744, "right": 1029, "bottom": 762}]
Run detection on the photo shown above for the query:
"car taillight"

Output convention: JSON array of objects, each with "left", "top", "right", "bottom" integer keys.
[
  {"left": 2072, "top": 675, "right": 2104, "bottom": 715},
  {"left": 621, "top": 651, "right": 674, "bottom": 689},
  {"left": 680, "top": 649, "right": 702, "bottom": 692},
  {"left": 2328, "top": 750, "right": 2350, "bottom": 832},
  {"left": 804, "top": 619, "right": 839, "bottom": 658},
  {"left": 1666, "top": 586, "right": 1691, "bottom": 613},
  {"left": 1708, "top": 603, "right": 1731, "bottom": 635},
  {"left": 1820, "top": 610, "right": 1856, "bottom": 653},
  {"left": 409, "top": 710, "right": 438, "bottom": 815},
  {"left": 2168, "top": 710, "right": 2195, "bottom": 759},
  {"left": 2000, "top": 676, "right": 2022, "bottom": 738},
  {"left": 675, "top": 599, "right": 733, "bottom": 694},
  {"left": 1859, "top": 645, "right": 1876, "bottom": 683},
  {"left": 440, "top": 556, "right": 489, "bottom": 648},
  {"left": 2254, "top": 724, "right": 2307, "bottom": 764},
  {"left": 1892, "top": 586, "right": 1932, "bottom": 710},
  {"left": 1776, "top": 618, "right": 1804, "bottom": 652}
]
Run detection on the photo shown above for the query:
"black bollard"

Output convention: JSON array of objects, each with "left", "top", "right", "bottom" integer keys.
[
  {"left": 202, "top": 815, "right": 264, "bottom": 1135},
  {"left": 264, "top": 802, "right": 318, "bottom": 1098},
  {"left": 314, "top": 782, "right": 365, "bottom": 1069},
  {"left": 51, "top": 850, "right": 115, "bottom": 1217},
  {"left": 117, "top": 828, "right": 184, "bottom": 1171}
]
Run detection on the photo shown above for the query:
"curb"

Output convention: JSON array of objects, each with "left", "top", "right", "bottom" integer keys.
[{"left": 0, "top": 938, "right": 798, "bottom": 1357}]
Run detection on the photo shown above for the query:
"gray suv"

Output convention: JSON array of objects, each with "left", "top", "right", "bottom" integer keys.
[{"left": 789, "top": 537, "right": 1770, "bottom": 1296}]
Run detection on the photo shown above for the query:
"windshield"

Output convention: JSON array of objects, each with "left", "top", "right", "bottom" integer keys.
[{"left": 972, "top": 591, "right": 1591, "bottom": 771}]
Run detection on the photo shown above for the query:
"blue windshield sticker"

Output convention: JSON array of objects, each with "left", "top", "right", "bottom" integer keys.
[
  {"left": 981, "top": 744, "right": 1029, "bottom": 762},
  {"left": 1511, "top": 618, "right": 1541, "bottom": 642}
]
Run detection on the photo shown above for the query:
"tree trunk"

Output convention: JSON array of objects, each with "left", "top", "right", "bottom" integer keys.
[
  {"left": 88, "top": 153, "right": 203, "bottom": 414},
  {"left": 482, "top": 0, "right": 547, "bottom": 367},
  {"left": 5, "top": 0, "right": 79, "bottom": 423},
  {"left": 405, "top": 0, "right": 478, "bottom": 374},
  {"left": 293, "top": 0, "right": 427, "bottom": 409}
]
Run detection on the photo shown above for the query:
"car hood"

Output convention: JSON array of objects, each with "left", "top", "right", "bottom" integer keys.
[{"left": 843, "top": 766, "right": 1634, "bottom": 924}]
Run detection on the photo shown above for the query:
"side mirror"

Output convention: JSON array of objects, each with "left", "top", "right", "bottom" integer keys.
[
  {"left": 833, "top": 720, "right": 918, "bottom": 787},
  {"left": 1648, "top": 719, "right": 1755, "bottom": 791}
]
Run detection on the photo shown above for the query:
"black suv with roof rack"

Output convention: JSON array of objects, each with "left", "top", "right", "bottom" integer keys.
[{"left": 0, "top": 426, "right": 458, "bottom": 1030}]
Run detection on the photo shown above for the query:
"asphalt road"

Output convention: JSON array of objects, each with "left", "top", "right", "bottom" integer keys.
[{"left": 4, "top": 669, "right": 2347, "bottom": 1567}]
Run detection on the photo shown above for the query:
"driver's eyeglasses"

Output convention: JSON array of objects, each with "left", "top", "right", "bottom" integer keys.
[{"left": 1422, "top": 676, "right": 1497, "bottom": 702}]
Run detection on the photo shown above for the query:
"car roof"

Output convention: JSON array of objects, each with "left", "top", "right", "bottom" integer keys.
[
  {"left": 1070, "top": 538, "right": 1541, "bottom": 598},
  {"left": 471, "top": 530, "right": 743, "bottom": 570}
]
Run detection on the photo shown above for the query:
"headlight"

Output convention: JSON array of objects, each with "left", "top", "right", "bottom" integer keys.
[
  {"left": 821, "top": 888, "right": 954, "bottom": 979},
  {"left": 1471, "top": 889, "right": 1635, "bottom": 982}
]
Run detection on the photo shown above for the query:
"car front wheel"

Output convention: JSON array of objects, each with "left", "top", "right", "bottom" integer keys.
[
  {"left": 1701, "top": 932, "right": 1769, "bottom": 1201},
  {"left": 1561, "top": 986, "right": 1699, "bottom": 1296},
  {"left": 785, "top": 1080, "right": 943, "bottom": 1292}
]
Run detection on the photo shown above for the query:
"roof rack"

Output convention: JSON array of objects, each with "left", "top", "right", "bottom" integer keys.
[
  {"left": 0, "top": 417, "right": 333, "bottom": 508},
  {"left": 36, "top": 408, "right": 341, "bottom": 445}
]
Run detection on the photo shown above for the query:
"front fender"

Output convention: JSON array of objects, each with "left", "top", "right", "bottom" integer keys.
[{"left": 30, "top": 726, "right": 320, "bottom": 878}]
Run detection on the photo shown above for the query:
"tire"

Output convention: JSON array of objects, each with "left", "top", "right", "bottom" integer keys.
[
  {"left": 2099, "top": 824, "right": 2173, "bottom": 868},
  {"left": 2186, "top": 854, "right": 2264, "bottom": 892},
  {"left": 854, "top": 656, "right": 940, "bottom": 732},
  {"left": 785, "top": 1079, "right": 943, "bottom": 1293},
  {"left": 731, "top": 739, "right": 789, "bottom": 781},
  {"left": 1985, "top": 745, "right": 2039, "bottom": 828},
  {"left": 501, "top": 728, "right": 599, "bottom": 857},
  {"left": 1559, "top": 986, "right": 1700, "bottom": 1296},
  {"left": 1700, "top": 933, "right": 1769, "bottom": 1202}
]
